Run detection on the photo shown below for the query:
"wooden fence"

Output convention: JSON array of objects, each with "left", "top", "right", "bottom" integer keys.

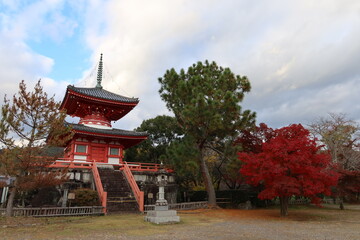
[
  {"left": 274, "top": 198, "right": 311, "bottom": 205},
  {"left": 273, "top": 198, "right": 343, "bottom": 205},
  {"left": 0, "top": 206, "right": 104, "bottom": 217},
  {"left": 144, "top": 201, "right": 208, "bottom": 213}
]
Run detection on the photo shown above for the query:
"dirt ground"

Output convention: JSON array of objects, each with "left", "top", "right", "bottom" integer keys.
[
  {"left": 1, "top": 205, "right": 359, "bottom": 240},
  {"left": 168, "top": 207, "right": 360, "bottom": 240}
]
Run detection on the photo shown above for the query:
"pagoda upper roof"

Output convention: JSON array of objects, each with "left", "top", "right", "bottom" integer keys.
[
  {"left": 60, "top": 85, "right": 139, "bottom": 120},
  {"left": 69, "top": 123, "right": 148, "bottom": 149},
  {"left": 67, "top": 85, "right": 139, "bottom": 104},
  {"left": 60, "top": 54, "right": 139, "bottom": 121}
]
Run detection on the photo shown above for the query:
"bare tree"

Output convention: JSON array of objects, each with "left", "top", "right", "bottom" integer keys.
[{"left": 308, "top": 113, "right": 360, "bottom": 208}]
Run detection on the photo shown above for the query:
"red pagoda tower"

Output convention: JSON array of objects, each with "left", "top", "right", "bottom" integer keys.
[
  {"left": 49, "top": 55, "right": 176, "bottom": 214},
  {"left": 60, "top": 54, "right": 147, "bottom": 165}
]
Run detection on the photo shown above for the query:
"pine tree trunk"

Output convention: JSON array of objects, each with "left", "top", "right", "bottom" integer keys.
[
  {"left": 199, "top": 149, "right": 217, "bottom": 207},
  {"left": 339, "top": 197, "right": 345, "bottom": 210},
  {"left": 6, "top": 187, "right": 16, "bottom": 217},
  {"left": 279, "top": 196, "right": 289, "bottom": 217}
]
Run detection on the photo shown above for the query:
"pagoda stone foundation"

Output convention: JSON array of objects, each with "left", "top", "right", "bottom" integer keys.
[{"left": 50, "top": 166, "right": 179, "bottom": 212}]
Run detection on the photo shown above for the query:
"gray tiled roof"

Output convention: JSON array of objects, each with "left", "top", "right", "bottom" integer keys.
[
  {"left": 69, "top": 123, "right": 148, "bottom": 137},
  {"left": 68, "top": 85, "right": 139, "bottom": 103}
]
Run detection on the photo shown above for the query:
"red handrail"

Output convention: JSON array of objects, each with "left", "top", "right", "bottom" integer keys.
[
  {"left": 48, "top": 159, "right": 92, "bottom": 169},
  {"left": 50, "top": 158, "right": 173, "bottom": 173},
  {"left": 121, "top": 162, "right": 144, "bottom": 212},
  {"left": 124, "top": 161, "right": 173, "bottom": 173},
  {"left": 91, "top": 162, "right": 107, "bottom": 214}
]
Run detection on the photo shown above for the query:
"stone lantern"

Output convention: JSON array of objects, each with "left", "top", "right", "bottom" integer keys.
[
  {"left": 155, "top": 167, "right": 169, "bottom": 209},
  {"left": 144, "top": 163, "right": 180, "bottom": 224}
]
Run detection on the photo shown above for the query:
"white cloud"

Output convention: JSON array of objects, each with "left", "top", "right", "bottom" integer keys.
[
  {"left": 78, "top": 0, "right": 360, "bottom": 129},
  {"left": 0, "top": 0, "right": 78, "bottom": 104},
  {"left": 256, "top": 78, "right": 360, "bottom": 126},
  {"left": 0, "top": 35, "right": 53, "bottom": 94},
  {"left": 1, "top": 0, "right": 77, "bottom": 42},
  {"left": 1, "top": 0, "right": 360, "bottom": 131}
]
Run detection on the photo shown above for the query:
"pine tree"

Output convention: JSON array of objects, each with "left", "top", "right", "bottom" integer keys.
[
  {"left": 0, "top": 80, "right": 72, "bottom": 216},
  {"left": 159, "top": 60, "right": 256, "bottom": 206}
]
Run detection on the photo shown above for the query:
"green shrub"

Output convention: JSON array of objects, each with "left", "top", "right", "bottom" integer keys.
[{"left": 70, "top": 188, "right": 100, "bottom": 206}]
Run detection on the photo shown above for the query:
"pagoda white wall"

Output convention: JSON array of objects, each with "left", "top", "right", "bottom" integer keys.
[
  {"left": 74, "top": 155, "right": 87, "bottom": 161},
  {"left": 108, "top": 157, "right": 120, "bottom": 164}
]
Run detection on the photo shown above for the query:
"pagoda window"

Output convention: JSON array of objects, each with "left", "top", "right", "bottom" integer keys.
[
  {"left": 109, "top": 147, "right": 120, "bottom": 156},
  {"left": 75, "top": 144, "right": 87, "bottom": 153}
]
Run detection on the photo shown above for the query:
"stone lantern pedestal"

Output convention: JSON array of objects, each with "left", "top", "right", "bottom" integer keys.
[{"left": 144, "top": 168, "right": 180, "bottom": 224}]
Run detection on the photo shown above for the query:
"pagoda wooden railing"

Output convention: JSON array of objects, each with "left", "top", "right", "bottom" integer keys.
[
  {"left": 121, "top": 162, "right": 144, "bottom": 212},
  {"left": 123, "top": 161, "right": 173, "bottom": 173},
  {"left": 91, "top": 162, "right": 107, "bottom": 214},
  {"left": 49, "top": 159, "right": 173, "bottom": 173},
  {"left": 48, "top": 158, "right": 93, "bottom": 169}
]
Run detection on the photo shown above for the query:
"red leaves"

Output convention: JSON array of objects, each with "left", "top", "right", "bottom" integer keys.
[
  {"left": 336, "top": 169, "right": 360, "bottom": 200},
  {"left": 239, "top": 124, "right": 339, "bottom": 201},
  {"left": 236, "top": 123, "right": 274, "bottom": 154}
]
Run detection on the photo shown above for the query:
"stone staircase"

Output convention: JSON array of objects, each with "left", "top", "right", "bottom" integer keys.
[{"left": 97, "top": 166, "right": 139, "bottom": 213}]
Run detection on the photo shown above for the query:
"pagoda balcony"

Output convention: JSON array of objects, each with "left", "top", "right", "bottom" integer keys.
[{"left": 49, "top": 158, "right": 173, "bottom": 173}]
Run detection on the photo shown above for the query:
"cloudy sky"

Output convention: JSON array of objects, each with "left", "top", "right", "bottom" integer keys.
[{"left": 0, "top": 0, "right": 359, "bottom": 130}]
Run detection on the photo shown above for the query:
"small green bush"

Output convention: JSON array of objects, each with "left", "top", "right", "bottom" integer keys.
[{"left": 70, "top": 188, "right": 100, "bottom": 206}]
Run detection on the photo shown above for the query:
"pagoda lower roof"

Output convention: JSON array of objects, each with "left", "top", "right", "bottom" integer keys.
[
  {"left": 69, "top": 123, "right": 148, "bottom": 149},
  {"left": 70, "top": 123, "right": 147, "bottom": 137},
  {"left": 68, "top": 85, "right": 138, "bottom": 104}
]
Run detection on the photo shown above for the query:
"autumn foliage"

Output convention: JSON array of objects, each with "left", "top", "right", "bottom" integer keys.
[
  {"left": 236, "top": 123, "right": 275, "bottom": 154},
  {"left": 337, "top": 169, "right": 360, "bottom": 203},
  {"left": 239, "top": 124, "right": 338, "bottom": 216}
]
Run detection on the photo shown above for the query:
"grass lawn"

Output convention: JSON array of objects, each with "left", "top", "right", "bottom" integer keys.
[
  {"left": 0, "top": 210, "right": 219, "bottom": 239},
  {"left": 1, "top": 205, "right": 359, "bottom": 240}
]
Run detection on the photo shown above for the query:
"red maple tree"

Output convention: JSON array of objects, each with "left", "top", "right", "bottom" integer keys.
[
  {"left": 236, "top": 123, "right": 275, "bottom": 154},
  {"left": 239, "top": 124, "right": 338, "bottom": 216},
  {"left": 218, "top": 123, "right": 274, "bottom": 189},
  {"left": 336, "top": 169, "right": 360, "bottom": 205}
]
